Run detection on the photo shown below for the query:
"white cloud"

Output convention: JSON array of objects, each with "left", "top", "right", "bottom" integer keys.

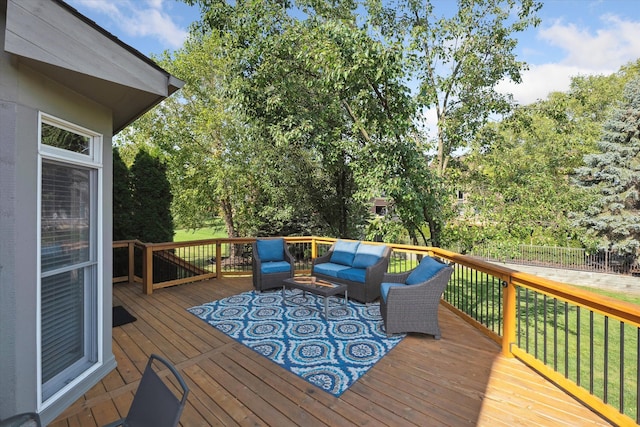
[
  {"left": 498, "top": 63, "right": 594, "bottom": 105},
  {"left": 72, "top": 0, "right": 188, "bottom": 50},
  {"left": 501, "top": 14, "right": 640, "bottom": 105},
  {"left": 539, "top": 16, "right": 640, "bottom": 70}
]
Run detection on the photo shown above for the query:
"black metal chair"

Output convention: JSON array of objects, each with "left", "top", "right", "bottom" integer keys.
[
  {"left": 103, "top": 354, "right": 189, "bottom": 427},
  {"left": 0, "top": 413, "right": 41, "bottom": 427}
]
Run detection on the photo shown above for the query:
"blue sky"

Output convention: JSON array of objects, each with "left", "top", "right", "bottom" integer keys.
[{"left": 66, "top": 0, "right": 640, "bottom": 106}]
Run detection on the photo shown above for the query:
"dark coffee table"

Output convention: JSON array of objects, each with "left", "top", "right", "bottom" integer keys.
[{"left": 282, "top": 276, "right": 348, "bottom": 318}]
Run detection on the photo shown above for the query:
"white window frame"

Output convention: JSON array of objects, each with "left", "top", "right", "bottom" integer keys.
[{"left": 36, "top": 112, "right": 104, "bottom": 410}]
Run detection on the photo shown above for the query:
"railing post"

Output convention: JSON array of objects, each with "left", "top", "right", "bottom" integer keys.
[
  {"left": 142, "top": 243, "right": 154, "bottom": 295},
  {"left": 311, "top": 237, "right": 318, "bottom": 260},
  {"left": 127, "top": 241, "right": 135, "bottom": 283},
  {"left": 502, "top": 277, "right": 516, "bottom": 357}
]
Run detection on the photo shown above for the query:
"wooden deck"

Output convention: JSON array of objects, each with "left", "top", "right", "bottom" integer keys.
[{"left": 51, "top": 278, "right": 612, "bottom": 427}]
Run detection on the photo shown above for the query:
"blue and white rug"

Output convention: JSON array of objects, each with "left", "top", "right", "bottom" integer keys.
[{"left": 188, "top": 290, "right": 404, "bottom": 397}]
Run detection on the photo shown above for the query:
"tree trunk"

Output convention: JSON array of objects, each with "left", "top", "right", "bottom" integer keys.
[{"left": 220, "top": 196, "right": 239, "bottom": 258}]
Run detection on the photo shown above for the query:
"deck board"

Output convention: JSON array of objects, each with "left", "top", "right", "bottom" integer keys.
[{"left": 51, "top": 278, "right": 612, "bottom": 426}]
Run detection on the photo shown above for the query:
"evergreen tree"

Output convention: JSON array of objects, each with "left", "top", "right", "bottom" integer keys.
[
  {"left": 130, "top": 149, "right": 174, "bottom": 243},
  {"left": 572, "top": 77, "right": 640, "bottom": 256},
  {"left": 112, "top": 147, "right": 134, "bottom": 240}
]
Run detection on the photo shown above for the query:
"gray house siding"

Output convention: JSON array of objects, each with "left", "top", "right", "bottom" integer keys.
[
  {"left": 1, "top": 40, "right": 117, "bottom": 427},
  {"left": 1, "top": 0, "right": 182, "bottom": 424}
]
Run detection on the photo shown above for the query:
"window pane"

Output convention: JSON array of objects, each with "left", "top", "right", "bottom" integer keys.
[
  {"left": 41, "top": 162, "right": 90, "bottom": 272},
  {"left": 41, "top": 269, "right": 84, "bottom": 384},
  {"left": 41, "top": 122, "right": 90, "bottom": 155}
]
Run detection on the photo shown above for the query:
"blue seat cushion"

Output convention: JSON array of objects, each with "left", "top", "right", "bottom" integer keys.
[
  {"left": 405, "top": 256, "right": 446, "bottom": 285},
  {"left": 314, "top": 262, "right": 351, "bottom": 278},
  {"left": 261, "top": 261, "right": 291, "bottom": 274},
  {"left": 337, "top": 267, "right": 366, "bottom": 283},
  {"left": 381, "top": 282, "right": 405, "bottom": 302},
  {"left": 352, "top": 244, "right": 387, "bottom": 268},
  {"left": 256, "top": 238, "right": 285, "bottom": 262},
  {"left": 329, "top": 240, "right": 360, "bottom": 266}
]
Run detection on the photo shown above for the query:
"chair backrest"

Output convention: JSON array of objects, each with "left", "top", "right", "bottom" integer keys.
[
  {"left": 254, "top": 238, "right": 285, "bottom": 262},
  {"left": 124, "top": 354, "right": 189, "bottom": 427}
]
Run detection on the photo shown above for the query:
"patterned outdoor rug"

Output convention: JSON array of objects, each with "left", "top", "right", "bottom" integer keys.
[{"left": 188, "top": 290, "right": 404, "bottom": 397}]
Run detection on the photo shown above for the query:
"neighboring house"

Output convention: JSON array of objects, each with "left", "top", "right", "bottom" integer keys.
[
  {"left": 370, "top": 197, "right": 389, "bottom": 216},
  {"left": 0, "top": 0, "right": 182, "bottom": 424}
]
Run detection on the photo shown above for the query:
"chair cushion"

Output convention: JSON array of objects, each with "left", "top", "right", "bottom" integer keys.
[
  {"left": 381, "top": 282, "right": 405, "bottom": 302},
  {"left": 314, "top": 262, "right": 351, "bottom": 278},
  {"left": 329, "top": 240, "right": 360, "bottom": 266},
  {"left": 406, "top": 256, "right": 446, "bottom": 285},
  {"left": 261, "top": 261, "right": 291, "bottom": 274},
  {"left": 352, "top": 244, "right": 387, "bottom": 268},
  {"left": 256, "top": 238, "right": 284, "bottom": 262},
  {"left": 337, "top": 267, "right": 366, "bottom": 283}
]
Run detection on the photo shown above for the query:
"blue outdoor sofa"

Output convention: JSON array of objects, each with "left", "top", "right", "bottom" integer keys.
[{"left": 311, "top": 240, "right": 391, "bottom": 303}]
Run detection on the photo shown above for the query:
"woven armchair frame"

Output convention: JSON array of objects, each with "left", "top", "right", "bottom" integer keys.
[{"left": 380, "top": 266, "right": 453, "bottom": 339}]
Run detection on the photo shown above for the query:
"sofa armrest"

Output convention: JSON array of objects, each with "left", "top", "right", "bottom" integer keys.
[
  {"left": 312, "top": 243, "right": 335, "bottom": 267},
  {"left": 284, "top": 242, "right": 295, "bottom": 274}
]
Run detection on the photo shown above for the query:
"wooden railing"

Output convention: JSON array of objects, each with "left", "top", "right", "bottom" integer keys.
[{"left": 113, "top": 237, "right": 640, "bottom": 425}]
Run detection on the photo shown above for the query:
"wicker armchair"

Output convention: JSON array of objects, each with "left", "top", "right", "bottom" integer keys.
[
  {"left": 252, "top": 238, "right": 295, "bottom": 292},
  {"left": 380, "top": 258, "right": 453, "bottom": 339}
]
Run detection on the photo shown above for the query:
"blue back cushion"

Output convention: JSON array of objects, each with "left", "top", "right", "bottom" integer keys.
[
  {"left": 405, "top": 256, "right": 446, "bottom": 285},
  {"left": 330, "top": 240, "right": 360, "bottom": 266},
  {"left": 352, "top": 244, "right": 387, "bottom": 269},
  {"left": 256, "top": 238, "right": 284, "bottom": 262}
]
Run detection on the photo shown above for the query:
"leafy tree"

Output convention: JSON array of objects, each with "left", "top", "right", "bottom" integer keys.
[
  {"left": 130, "top": 149, "right": 174, "bottom": 242},
  {"left": 367, "top": 0, "right": 542, "bottom": 176},
  {"left": 450, "top": 61, "right": 640, "bottom": 250},
  {"left": 362, "top": 135, "right": 450, "bottom": 246},
  {"left": 112, "top": 147, "right": 134, "bottom": 240},
  {"left": 186, "top": 0, "right": 416, "bottom": 238},
  {"left": 572, "top": 77, "right": 640, "bottom": 256},
  {"left": 153, "top": 31, "right": 253, "bottom": 239}
]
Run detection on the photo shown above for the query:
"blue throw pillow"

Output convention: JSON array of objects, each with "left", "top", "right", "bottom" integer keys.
[
  {"left": 352, "top": 244, "right": 387, "bottom": 268},
  {"left": 329, "top": 240, "right": 360, "bottom": 266},
  {"left": 405, "top": 256, "right": 446, "bottom": 285},
  {"left": 256, "top": 238, "right": 285, "bottom": 262}
]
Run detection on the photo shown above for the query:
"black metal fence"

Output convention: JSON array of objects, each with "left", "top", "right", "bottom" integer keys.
[{"left": 450, "top": 244, "right": 640, "bottom": 276}]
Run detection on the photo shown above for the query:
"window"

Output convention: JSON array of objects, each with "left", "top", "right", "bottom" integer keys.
[{"left": 38, "top": 114, "right": 102, "bottom": 405}]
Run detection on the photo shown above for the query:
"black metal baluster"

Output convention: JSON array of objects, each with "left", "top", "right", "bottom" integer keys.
[
  {"left": 554, "top": 298, "right": 558, "bottom": 371},
  {"left": 564, "top": 301, "right": 568, "bottom": 377},
  {"left": 604, "top": 316, "right": 609, "bottom": 404},
  {"left": 543, "top": 294, "right": 548, "bottom": 365},
  {"left": 590, "top": 311, "right": 594, "bottom": 394},
  {"left": 619, "top": 321, "right": 624, "bottom": 413},
  {"left": 636, "top": 327, "right": 640, "bottom": 424},
  {"left": 576, "top": 306, "right": 581, "bottom": 386},
  {"left": 534, "top": 291, "right": 539, "bottom": 359}
]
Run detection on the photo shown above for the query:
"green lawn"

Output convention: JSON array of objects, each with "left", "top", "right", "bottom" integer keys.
[
  {"left": 174, "top": 223, "right": 227, "bottom": 242},
  {"left": 576, "top": 285, "right": 640, "bottom": 306}
]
